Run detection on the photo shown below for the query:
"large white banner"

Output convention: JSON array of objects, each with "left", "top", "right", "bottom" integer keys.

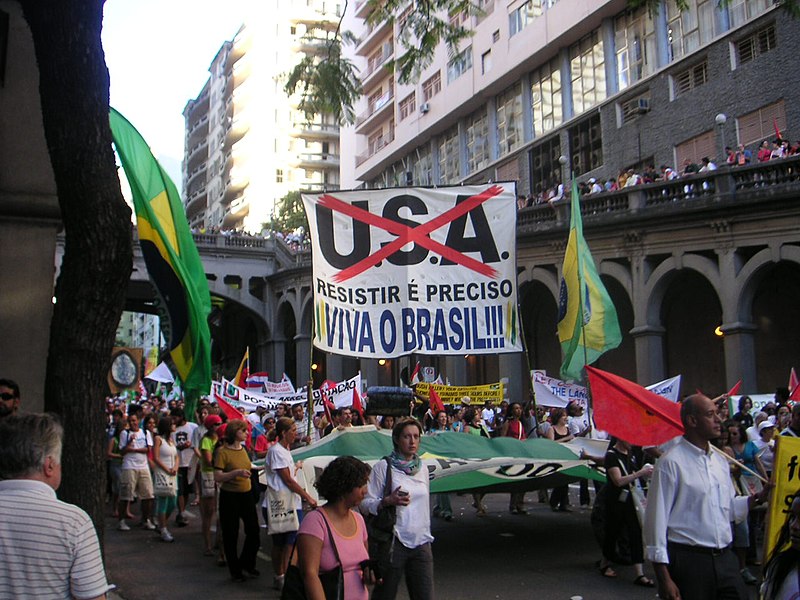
[
  {"left": 646, "top": 375, "right": 682, "bottom": 402},
  {"left": 302, "top": 184, "right": 521, "bottom": 358},
  {"left": 214, "top": 373, "right": 361, "bottom": 413}
]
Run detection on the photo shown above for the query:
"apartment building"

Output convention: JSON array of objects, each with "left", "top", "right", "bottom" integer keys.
[
  {"left": 341, "top": 0, "right": 794, "bottom": 193},
  {"left": 182, "top": 1, "right": 343, "bottom": 232},
  {"left": 116, "top": 311, "right": 163, "bottom": 350}
]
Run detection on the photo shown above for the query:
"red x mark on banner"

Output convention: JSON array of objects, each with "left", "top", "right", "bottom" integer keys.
[{"left": 318, "top": 185, "right": 504, "bottom": 283}]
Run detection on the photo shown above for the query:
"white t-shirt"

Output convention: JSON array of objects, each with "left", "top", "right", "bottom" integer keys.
[
  {"left": 120, "top": 429, "right": 152, "bottom": 470},
  {"left": 264, "top": 443, "right": 301, "bottom": 509},
  {"left": 175, "top": 422, "right": 198, "bottom": 466}
]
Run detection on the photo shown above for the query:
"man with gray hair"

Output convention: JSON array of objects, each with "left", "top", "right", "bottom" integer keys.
[{"left": 0, "top": 413, "right": 108, "bottom": 599}]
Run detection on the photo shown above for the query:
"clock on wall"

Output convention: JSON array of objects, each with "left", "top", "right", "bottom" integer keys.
[{"left": 110, "top": 350, "right": 138, "bottom": 388}]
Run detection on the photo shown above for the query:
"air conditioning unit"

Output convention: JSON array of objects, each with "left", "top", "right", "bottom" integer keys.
[
  {"left": 420, "top": 103, "right": 430, "bottom": 114},
  {"left": 636, "top": 97, "right": 650, "bottom": 114}
]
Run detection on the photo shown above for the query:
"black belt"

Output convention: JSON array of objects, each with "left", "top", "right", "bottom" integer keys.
[{"left": 669, "top": 542, "right": 730, "bottom": 557}]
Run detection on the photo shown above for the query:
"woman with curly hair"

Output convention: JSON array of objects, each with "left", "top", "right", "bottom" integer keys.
[
  {"left": 297, "top": 456, "right": 372, "bottom": 600},
  {"left": 760, "top": 490, "right": 800, "bottom": 599}
]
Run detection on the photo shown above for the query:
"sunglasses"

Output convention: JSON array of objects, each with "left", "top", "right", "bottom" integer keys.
[{"left": 0, "top": 393, "right": 16, "bottom": 401}]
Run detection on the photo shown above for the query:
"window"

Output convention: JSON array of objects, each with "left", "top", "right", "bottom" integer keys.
[
  {"left": 529, "top": 137, "right": 562, "bottom": 195},
  {"left": 466, "top": 109, "right": 490, "bottom": 173},
  {"left": 496, "top": 84, "right": 524, "bottom": 155},
  {"left": 492, "top": 30, "right": 501, "bottom": 43},
  {"left": 570, "top": 32, "right": 606, "bottom": 116},
  {"left": 728, "top": 0, "right": 771, "bottom": 29},
  {"left": 438, "top": 126, "right": 461, "bottom": 183},
  {"left": 675, "top": 130, "right": 716, "bottom": 167},
  {"left": 447, "top": 46, "right": 473, "bottom": 83},
  {"left": 276, "top": 169, "right": 284, "bottom": 183},
  {"left": 569, "top": 114, "right": 603, "bottom": 176},
  {"left": 615, "top": 8, "right": 656, "bottom": 90},
  {"left": 736, "top": 23, "right": 776, "bottom": 65},
  {"left": 410, "top": 145, "right": 434, "bottom": 186},
  {"left": 672, "top": 60, "right": 708, "bottom": 97},
  {"left": 399, "top": 93, "right": 416, "bottom": 120},
  {"left": 737, "top": 100, "right": 786, "bottom": 146},
  {"left": 530, "top": 57, "right": 562, "bottom": 136},
  {"left": 666, "top": 0, "right": 716, "bottom": 62},
  {"left": 509, "top": 0, "right": 542, "bottom": 36},
  {"left": 449, "top": 9, "right": 469, "bottom": 27},
  {"left": 481, "top": 50, "right": 492, "bottom": 74},
  {"left": 422, "top": 71, "right": 441, "bottom": 101}
]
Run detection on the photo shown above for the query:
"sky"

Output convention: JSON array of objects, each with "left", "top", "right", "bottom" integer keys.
[{"left": 102, "top": 0, "right": 253, "bottom": 189}]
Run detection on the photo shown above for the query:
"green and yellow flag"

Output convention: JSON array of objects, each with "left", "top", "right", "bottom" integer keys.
[
  {"left": 109, "top": 109, "right": 211, "bottom": 401},
  {"left": 556, "top": 180, "right": 621, "bottom": 381}
]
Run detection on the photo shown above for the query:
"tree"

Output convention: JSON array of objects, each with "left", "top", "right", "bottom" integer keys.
[
  {"left": 19, "top": 0, "right": 133, "bottom": 538},
  {"left": 267, "top": 190, "right": 309, "bottom": 233}
]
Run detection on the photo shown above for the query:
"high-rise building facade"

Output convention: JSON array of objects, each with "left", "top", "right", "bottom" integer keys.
[
  {"left": 341, "top": 0, "right": 791, "bottom": 192},
  {"left": 183, "top": 1, "right": 343, "bottom": 232}
]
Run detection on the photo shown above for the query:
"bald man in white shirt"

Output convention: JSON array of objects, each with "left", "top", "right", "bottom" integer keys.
[{"left": 644, "top": 394, "right": 771, "bottom": 600}]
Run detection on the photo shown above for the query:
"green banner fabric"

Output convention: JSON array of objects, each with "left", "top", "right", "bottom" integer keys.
[
  {"left": 291, "top": 427, "right": 604, "bottom": 499},
  {"left": 109, "top": 109, "right": 212, "bottom": 402}
]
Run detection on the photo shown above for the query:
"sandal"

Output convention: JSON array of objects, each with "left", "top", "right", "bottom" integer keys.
[
  {"left": 633, "top": 575, "right": 655, "bottom": 587},
  {"left": 599, "top": 565, "right": 617, "bottom": 578}
]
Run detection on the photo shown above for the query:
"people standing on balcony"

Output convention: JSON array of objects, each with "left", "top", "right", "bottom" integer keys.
[
  {"left": 699, "top": 157, "right": 717, "bottom": 172},
  {"left": 758, "top": 140, "right": 772, "bottom": 162},
  {"left": 770, "top": 140, "right": 786, "bottom": 160},
  {"left": 736, "top": 144, "right": 753, "bottom": 165}
]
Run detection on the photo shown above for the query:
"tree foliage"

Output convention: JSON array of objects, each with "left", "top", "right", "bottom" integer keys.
[{"left": 268, "top": 190, "right": 309, "bottom": 233}]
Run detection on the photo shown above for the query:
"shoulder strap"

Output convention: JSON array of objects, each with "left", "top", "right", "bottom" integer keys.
[
  {"left": 318, "top": 508, "right": 342, "bottom": 568},
  {"left": 382, "top": 456, "right": 393, "bottom": 495}
]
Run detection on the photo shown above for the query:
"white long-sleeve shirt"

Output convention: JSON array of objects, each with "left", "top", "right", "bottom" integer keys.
[
  {"left": 644, "top": 436, "right": 749, "bottom": 564},
  {"left": 362, "top": 458, "right": 433, "bottom": 550}
]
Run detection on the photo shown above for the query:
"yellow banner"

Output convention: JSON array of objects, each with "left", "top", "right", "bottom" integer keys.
[
  {"left": 763, "top": 435, "right": 800, "bottom": 559},
  {"left": 415, "top": 382, "right": 504, "bottom": 405}
]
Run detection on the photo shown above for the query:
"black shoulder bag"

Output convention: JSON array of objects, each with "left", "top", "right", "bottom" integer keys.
[
  {"left": 366, "top": 456, "right": 396, "bottom": 577},
  {"left": 281, "top": 509, "right": 344, "bottom": 600}
]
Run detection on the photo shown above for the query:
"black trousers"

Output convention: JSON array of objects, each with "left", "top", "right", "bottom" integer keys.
[
  {"left": 602, "top": 497, "right": 642, "bottom": 564},
  {"left": 219, "top": 489, "right": 260, "bottom": 577},
  {"left": 667, "top": 543, "right": 748, "bottom": 600}
]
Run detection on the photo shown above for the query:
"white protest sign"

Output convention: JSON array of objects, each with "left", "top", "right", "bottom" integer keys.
[
  {"left": 302, "top": 184, "right": 522, "bottom": 358},
  {"left": 646, "top": 375, "right": 682, "bottom": 402}
]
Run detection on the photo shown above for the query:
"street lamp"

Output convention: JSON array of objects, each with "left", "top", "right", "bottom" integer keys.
[{"left": 715, "top": 113, "right": 727, "bottom": 163}]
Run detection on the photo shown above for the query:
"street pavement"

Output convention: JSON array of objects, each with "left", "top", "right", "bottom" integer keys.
[{"left": 105, "top": 486, "right": 759, "bottom": 600}]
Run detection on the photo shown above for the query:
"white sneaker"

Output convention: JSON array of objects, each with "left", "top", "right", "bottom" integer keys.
[
  {"left": 273, "top": 574, "right": 284, "bottom": 591},
  {"left": 143, "top": 519, "right": 157, "bottom": 531},
  {"left": 182, "top": 509, "right": 197, "bottom": 519},
  {"left": 117, "top": 520, "right": 131, "bottom": 531},
  {"left": 160, "top": 528, "right": 174, "bottom": 543}
]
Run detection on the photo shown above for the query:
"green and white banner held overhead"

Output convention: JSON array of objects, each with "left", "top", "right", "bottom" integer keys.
[{"left": 302, "top": 184, "right": 522, "bottom": 359}]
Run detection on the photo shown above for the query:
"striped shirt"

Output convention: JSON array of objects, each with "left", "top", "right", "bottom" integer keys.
[{"left": 0, "top": 479, "right": 108, "bottom": 599}]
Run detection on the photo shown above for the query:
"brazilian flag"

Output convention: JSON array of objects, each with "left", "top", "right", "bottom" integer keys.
[
  {"left": 109, "top": 109, "right": 211, "bottom": 401},
  {"left": 556, "top": 179, "right": 621, "bottom": 381}
]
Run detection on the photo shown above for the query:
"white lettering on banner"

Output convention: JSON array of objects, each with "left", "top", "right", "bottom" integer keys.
[{"left": 302, "top": 184, "right": 522, "bottom": 359}]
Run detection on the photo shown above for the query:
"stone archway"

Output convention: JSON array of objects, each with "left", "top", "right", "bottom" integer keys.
[
  {"left": 594, "top": 274, "right": 636, "bottom": 381},
  {"left": 277, "top": 301, "right": 298, "bottom": 385},
  {"left": 519, "top": 279, "right": 560, "bottom": 377},
  {"left": 660, "top": 270, "right": 725, "bottom": 394}
]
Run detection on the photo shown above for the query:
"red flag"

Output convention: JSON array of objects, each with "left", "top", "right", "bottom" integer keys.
[
  {"left": 727, "top": 380, "right": 742, "bottom": 397},
  {"left": 774, "top": 117, "right": 783, "bottom": 141},
  {"left": 320, "top": 387, "right": 336, "bottom": 423},
  {"left": 410, "top": 362, "right": 421, "bottom": 385},
  {"left": 586, "top": 366, "right": 683, "bottom": 447},
  {"left": 352, "top": 388, "right": 365, "bottom": 421},
  {"left": 790, "top": 383, "right": 800, "bottom": 402},
  {"left": 789, "top": 368, "right": 798, "bottom": 393},
  {"left": 428, "top": 386, "right": 445, "bottom": 414}
]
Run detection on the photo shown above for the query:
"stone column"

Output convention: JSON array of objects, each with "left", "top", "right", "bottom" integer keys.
[
  {"left": 326, "top": 353, "right": 344, "bottom": 382},
  {"left": 630, "top": 325, "right": 665, "bottom": 385},
  {"left": 499, "top": 352, "right": 527, "bottom": 402},
  {"left": 294, "top": 334, "right": 312, "bottom": 385},
  {"left": 720, "top": 321, "right": 758, "bottom": 392},
  {"left": 265, "top": 337, "right": 285, "bottom": 381},
  {"left": 444, "top": 355, "right": 467, "bottom": 386}
]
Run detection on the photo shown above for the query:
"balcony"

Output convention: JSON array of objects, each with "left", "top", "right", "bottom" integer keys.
[
  {"left": 292, "top": 152, "right": 341, "bottom": 169},
  {"left": 225, "top": 113, "right": 249, "bottom": 145},
  {"left": 290, "top": 8, "right": 339, "bottom": 30},
  {"left": 355, "top": 89, "right": 394, "bottom": 133},
  {"left": 361, "top": 43, "right": 393, "bottom": 91},
  {"left": 231, "top": 54, "right": 251, "bottom": 89},
  {"left": 292, "top": 34, "right": 331, "bottom": 55},
  {"left": 299, "top": 182, "right": 341, "bottom": 192},
  {"left": 290, "top": 122, "right": 340, "bottom": 141},
  {"left": 355, "top": 129, "right": 395, "bottom": 167},
  {"left": 516, "top": 158, "right": 800, "bottom": 235},
  {"left": 185, "top": 163, "right": 207, "bottom": 187},
  {"left": 355, "top": 18, "right": 392, "bottom": 57},
  {"left": 354, "top": 0, "right": 373, "bottom": 19},
  {"left": 185, "top": 186, "right": 207, "bottom": 220}
]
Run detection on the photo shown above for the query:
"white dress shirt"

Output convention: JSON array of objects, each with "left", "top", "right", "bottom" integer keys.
[
  {"left": 644, "top": 437, "right": 749, "bottom": 564},
  {"left": 362, "top": 459, "right": 433, "bottom": 550}
]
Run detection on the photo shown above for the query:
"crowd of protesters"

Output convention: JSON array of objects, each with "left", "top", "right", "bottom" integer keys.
[{"left": 518, "top": 136, "right": 800, "bottom": 208}]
